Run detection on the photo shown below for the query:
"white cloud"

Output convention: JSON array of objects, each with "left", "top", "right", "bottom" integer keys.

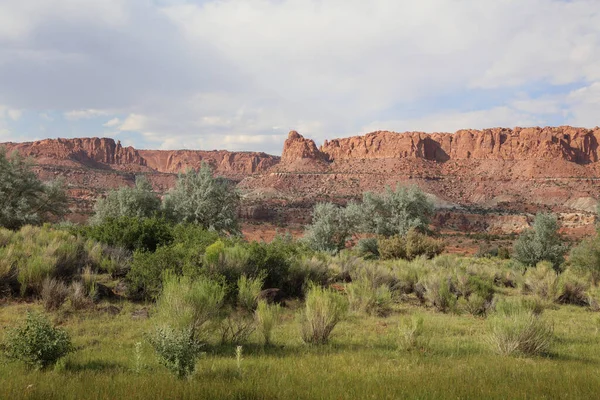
[
  {"left": 7, "top": 109, "right": 22, "bottom": 121},
  {"left": 2, "top": 1, "right": 600, "bottom": 150},
  {"left": 118, "top": 114, "right": 147, "bottom": 132},
  {"left": 64, "top": 109, "right": 110, "bottom": 121},
  {"left": 362, "top": 106, "right": 543, "bottom": 134},
  {"left": 103, "top": 117, "right": 121, "bottom": 128}
]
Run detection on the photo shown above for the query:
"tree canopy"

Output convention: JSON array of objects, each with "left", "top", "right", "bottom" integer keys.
[{"left": 0, "top": 148, "right": 68, "bottom": 230}]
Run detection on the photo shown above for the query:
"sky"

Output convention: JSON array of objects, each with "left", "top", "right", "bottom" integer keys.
[{"left": 0, "top": 0, "right": 599, "bottom": 155}]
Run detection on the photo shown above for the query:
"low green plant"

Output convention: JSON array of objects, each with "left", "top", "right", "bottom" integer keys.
[
  {"left": 299, "top": 285, "right": 348, "bottom": 345},
  {"left": 148, "top": 326, "right": 202, "bottom": 379},
  {"left": 422, "top": 274, "right": 457, "bottom": 313},
  {"left": 40, "top": 278, "right": 69, "bottom": 311},
  {"left": 3, "top": 312, "right": 73, "bottom": 370},
  {"left": 255, "top": 300, "right": 282, "bottom": 345},
  {"left": 487, "top": 303, "right": 554, "bottom": 356},
  {"left": 346, "top": 278, "right": 392, "bottom": 316},
  {"left": 398, "top": 315, "right": 425, "bottom": 351}
]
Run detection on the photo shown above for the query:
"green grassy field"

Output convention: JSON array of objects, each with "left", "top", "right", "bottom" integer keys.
[{"left": 2, "top": 295, "right": 600, "bottom": 400}]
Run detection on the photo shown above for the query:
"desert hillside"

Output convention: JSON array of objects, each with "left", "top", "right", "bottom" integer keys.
[{"left": 2, "top": 126, "right": 599, "bottom": 234}]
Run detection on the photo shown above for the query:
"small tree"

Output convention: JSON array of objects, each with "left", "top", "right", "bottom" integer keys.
[
  {"left": 163, "top": 163, "right": 240, "bottom": 234},
  {"left": 0, "top": 149, "right": 68, "bottom": 229},
  {"left": 361, "top": 185, "right": 434, "bottom": 237},
  {"left": 513, "top": 213, "right": 566, "bottom": 270},
  {"left": 91, "top": 176, "right": 160, "bottom": 224},
  {"left": 3, "top": 312, "right": 73, "bottom": 370},
  {"left": 303, "top": 202, "right": 361, "bottom": 252},
  {"left": 569, "top": 235, "right": 600, "bottom": 285}
]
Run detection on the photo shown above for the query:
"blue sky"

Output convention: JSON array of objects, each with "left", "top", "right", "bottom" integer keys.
[{"left": 0, "top": 0, "right": 599, "bottom": 155}]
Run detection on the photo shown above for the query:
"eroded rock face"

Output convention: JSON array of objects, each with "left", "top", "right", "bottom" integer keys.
[
  {"left": 3, "top": 137, "right": 145, "bottom": 166},
  {"left": 321, "top": 126, "right": 600, "bottom": 164},
  {"left": 138, "top": 149, "right": 280, "bottom": 176},
  {"left": 2, "top": 137, "right": 280, "bottom": 177},
  {"left": 281, "top": 131, "right": 329, "bottom": 163}
]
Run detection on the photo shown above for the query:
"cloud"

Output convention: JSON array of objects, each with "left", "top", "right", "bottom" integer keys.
[
  {"left": 103, "top": 117, "right": 121, "bottom": 128},
  {"left": 1, "top": 0, "right": 600, "bottom": 151},
  {"left": 64, "top": 109, "right": 111, "bottom": 121}
]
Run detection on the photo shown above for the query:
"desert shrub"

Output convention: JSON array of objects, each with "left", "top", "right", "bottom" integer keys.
[
  {"left": 459, "top": 293, "right": 493, "bottom": 317},
  {"left": 379, "top": 235, "right": 407, "bottom": 260},
  {"left": 556, "top": 269, "right": 590, "bottom": 306},
  {"left": 255, "top": 300, "right": 282, "bottom": 345},
  {"left": 0, "top": 226, "right": 86, "bottom": 296},
  {"left": 148, "top": 326, "right": 202, "bottom": 379},
  {"left": 356, "top": 237, "right": 379, "bottom": 259},
  {"left": 487, "top": 305, "right": 554, "bottom": 356},
  {"left": 79, "top": 216, "right": 173, "bottom": 252},
  {"left": 220, "top": 275, "right": 264, "bottom": 345},
  {"left": 405, "top": 228, "right": 445, "bottom": 260},
  {"left": 299, "top": 285, "right": 348, "bottom": 345},
  {"left": 398, "top": 315, "right": 425, "bottom": 351},
  {"left": 393, "top": 263, "right": 421, "bottom": 294},
  {"left": 0, "top": 149, "right": 68, "bottom": 230},
  {"left": 522, "top": 261, "right": 559, "bottom": 301},
  {"left": 41, "top": 278, "right": 69, "bottom": 311},
  {"left": 303, "top": 202, "right": 361, "bottom": 252},
  {"left": 91, "top": 176, "right": 161, "bottom": 224},
  {"left": 361, "top": 185, "right": 434, "bottom": 237},
  {"left": 3, "top": 312, "right": 73, "bottom": 369},
  {"left": 156, "top": 273, "right": 226, "bottom": 342},
  {"left": 204, "top": 242, "right": 255, "bottom": 286},
  {"left": 127, "top": 245, "right": 196, "bottom": 300},
  {"left": 569, "top": 235, "right": 600, "bottom": 285},
  {"left": 422, "top": 274, "right": 457, "bottom": 313},
  {"left": 237, "top": 274, "right": 264, "bottom": 312},
  {"left": 246, "top": 238, "right": 312, "bottom": 298},
  {"left": 162, "top": 163, "right": 241, "bottom": 234},
  {"left": 346, "top": 278, "right": 392, "bottom": 316},
  {"left": 69, "top": 281, "right": 92, "bottom": 310},
  {"left": 513, "top": 213, "right": 566, "bottom": 270},
  {"left": 97, "top": 246, "right": 132, "bottom": 277}
]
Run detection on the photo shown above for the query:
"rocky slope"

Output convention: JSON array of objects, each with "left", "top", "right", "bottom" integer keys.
[{"left": 2, "top": 127, "right": 599, "bottom": 234}]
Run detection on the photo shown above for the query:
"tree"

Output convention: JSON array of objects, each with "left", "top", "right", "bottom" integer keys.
[
  {"left": 569, "top": 234, "right": 600, "bottom": 285},
  {"left": 91, "top": 175, "right": 160, "bottom": 224},
  {"left": 0, "top": 148, "right": 68, "bottom": 229},
  {"left": 513, "top": 213, "right": 566, "bottom": 270},
  {"left": 361, "top": 185, "right": 434, "bottom": 237},
  {"left": 163, "top": 163, "right": 240, "bottom": 234},
  {"left": 303, "top": 202, "right": 361, "bottom": 252}
]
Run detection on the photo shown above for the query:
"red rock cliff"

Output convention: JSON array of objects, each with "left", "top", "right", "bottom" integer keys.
[
  {"left": 321, "top": 126, "right": 600, "bottom": 164},
  {"left": 3, "top": 137, "right": 145, "bottom": 165},
  {"left": 281, "top": 131, "right": 329, "bottom": 163}
]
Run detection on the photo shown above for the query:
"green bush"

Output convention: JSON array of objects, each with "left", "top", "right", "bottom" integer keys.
[
  {"left": 299, "top": 285, "right": 348, "bottom": 345},
  {"left": 237, "top": 274, "right": 264, "bottom": 312},
  {"left": 361, "top": 185, "right": 435, "bottom": 237},
  {"left": 398, "top": 315, "right": 426, "bottom": 351},
  {"left": 255, "top": 300, "right": 282, "bottom": 345},
  {"left": 303, "top": 202, "right": 361, "bottom": 252},
  {"left": 569, "top": 234, "right": 600, "bottom": 285},
  {"left": 91, "top": 176, "right": 161, "bottom": 224},
  {"left": 522, "top": 261, "right": 559, "bottom": 301},
  {"left": 379, "top": 235, "right": 407, "bottom": 260},
  {"left": 3, "top": 312, "right": 73, "bottom": 370},
  {"left": 148, "top": 326, "right": 202, "bottom": 379},
  {"left": 487, "top": 306, "right": 553, "bottom": 356},
  {"left": 0, "top": 225, "right": 88, "bottom": 296},
  {"left": 78, "top": 216, "right": 173, "bottom": 252},
  {"left": 356, "top": 237, "right": 379, "bottom": 259},
  {"left": 422, "top": 274, "right": 457, "bottom": 313},
  {"left": 156, "top": 273, "right": 226, "bottom": 342},
  {"left": 346, "top": 277, "right": 392, "bottom": 316},
  {"left": 513, "top": 213, "right": 566, "bottom": 270},
  {"left": 127, "top": 245, "right": 196, "bottom": 300},
  {"left": 162, "top": 163, "right": 241, "bottom": 234},
  {"left": 41, "top": 278, "right": 69, "bottom": 311},
  {"left": 0, "top": 149, "right": 68, "bottom": 230}
]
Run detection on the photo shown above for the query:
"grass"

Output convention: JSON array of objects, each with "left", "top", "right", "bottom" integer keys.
[{"left": 2, "top": 297, "right": 600, "bottom": 399}]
